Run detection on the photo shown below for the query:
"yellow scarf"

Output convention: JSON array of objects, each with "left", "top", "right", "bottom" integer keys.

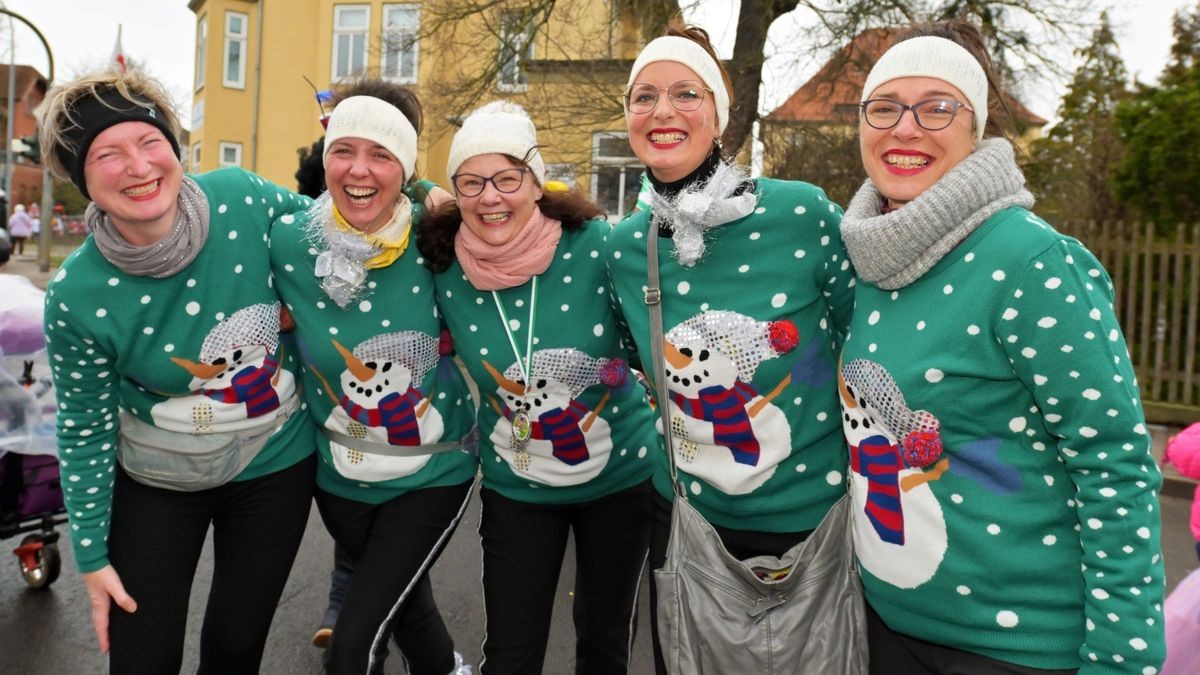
[{"left": 331, "top": 197, "right": 413, "bottom": 269}]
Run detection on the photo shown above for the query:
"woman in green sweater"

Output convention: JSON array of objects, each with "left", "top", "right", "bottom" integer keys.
[
  {"left": 419, "top": 101, "right": 656, "bottom": 674},
  {"left": 838, "top": 20, "right": 1165, "bottom": 673},
  {"left": 605, "top": 21, "right": 857, "bottom": 674},
  {"left": 38, "top": 70, "right": 316, "bottom": 673},
  {"left": 269, "top": 79, "right": 476, "bottom": 675}
]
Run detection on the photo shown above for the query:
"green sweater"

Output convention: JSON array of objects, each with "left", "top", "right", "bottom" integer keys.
[
  {"left": 434, "top": 220, "right": 655, "bottom": 503},
  {"left": 269, "top": 193, "right": 477, "bottom": 504},
  {"left": 606, "top": 177, "right": 855, "bottom": 532},
  {"left": 840, "top": 207, "right": 1164, "bottom": 672},
  {"left": 44, "top": 168, "right": 316, "bottom": 573}
]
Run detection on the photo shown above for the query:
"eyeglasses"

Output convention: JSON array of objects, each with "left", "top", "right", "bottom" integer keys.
[
  {"left": 860, "top": 98, "right": 974, "bottom": 131},
  {"left": 624, "top": 80, "right": 713, "bottom": 114},
  {"left": 452, "top": 167, "right": 529, "bottom": 197}
]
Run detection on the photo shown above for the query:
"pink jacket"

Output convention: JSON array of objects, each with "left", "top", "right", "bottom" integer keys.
[{"left": 1165, "top": 423, "right": 1200, "bottom": 541}]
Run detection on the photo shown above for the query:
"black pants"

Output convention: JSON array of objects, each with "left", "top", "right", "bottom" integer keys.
[
  {"left": 315, "top": 478, "right": 474, "bottom": 675},
  {"left": 107, "top": 454, "right": 316, "bottom": 675},
  {"left": 647, "top": 491, "right": 813, "bottom": 675},
  {"left": 478, "top": 480, "right": 653, "bottom": 675},
  {"left": 866, "top": 601, "right": 1079, "bottom": 674}
]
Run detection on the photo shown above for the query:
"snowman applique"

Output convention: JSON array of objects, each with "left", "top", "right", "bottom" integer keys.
[
  {"left": 839, "top": 358, "right": 949, "bottom": 589},
  {"left": 152, "top": 302, "right": 296, "bottom": 432},
  {"left": 660, "top": 310, "right": 798, "bottom": 495},
  {"left": 482, "top": 347, "right": 625, "bottom": 486},
  {"left": 311, "top": 331, "right": 446, "bottom": 482}
]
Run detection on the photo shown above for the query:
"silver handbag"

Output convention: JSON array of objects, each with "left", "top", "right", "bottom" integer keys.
[{"left": 644, "top": 216, "right": 868, "bottom": 674}]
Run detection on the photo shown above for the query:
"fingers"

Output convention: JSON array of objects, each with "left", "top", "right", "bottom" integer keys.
[{"left": 83, "top": 567, "right": 137, "bottom": 654}]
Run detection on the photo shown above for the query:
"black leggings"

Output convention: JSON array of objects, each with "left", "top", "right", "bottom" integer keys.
[
  {"left": 315, "top": 478, "right": 475, "bottom": 675},
  {"left": 107, "top": 454, "right": 316, "bottom": 675},
  {"left": 478, "top": 480, "right": 653, "bottom": 675},
  {"left": 647, "top": 491, "right": 813, "bottom": 675}
]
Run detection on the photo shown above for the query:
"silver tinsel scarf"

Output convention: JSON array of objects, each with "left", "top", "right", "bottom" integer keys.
[{"left": 648, "top": 161, "right": 757, "bottom": 267}]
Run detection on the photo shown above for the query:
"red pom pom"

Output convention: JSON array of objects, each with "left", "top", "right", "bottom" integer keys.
[
  {"left": 279, "top": 307, "right": 295, "bottom": 333},
  {"left": 438, "top": 329, "right": 454, "bottom": 357},
  {"left": 599, "top": 359, "right": 627, "bottom": 387},
  {"left": 768, "top": 320, "right": 799, "bottom": 354},
  {"left": 902, "top": 430, "right": 943, "bottom": 468}
]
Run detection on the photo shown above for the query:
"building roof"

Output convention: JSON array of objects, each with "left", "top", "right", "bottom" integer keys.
[
  {"left": 0, "top": 65, "right": 49, "bottom": 105},
  {"left": 766, "top": 28, "right": 1047, "bottom": 129}
]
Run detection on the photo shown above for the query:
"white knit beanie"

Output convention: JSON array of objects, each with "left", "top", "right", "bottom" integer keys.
[
  {"left": 323, "top": 95, "right": 419, "bottom": 178},
  {"left": 627, "top": 35, "right": 729, "bottom": 134},
  {"left": 862, "top": 36, "right": 989, "bottom": 142},
  {"left": 446, "top": 101, "right": 545, "bottom": 189}
]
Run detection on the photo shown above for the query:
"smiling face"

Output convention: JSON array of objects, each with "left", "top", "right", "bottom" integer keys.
[
  {"left": 325, "top": 137, "right": 406, "bottom": 233},
  {"left": 83, "top": 121, "right": 183, "bottom": 245},
  {"left": 626, "top": 61, "right": 719, "bottom": 183},
  {"left": 455, "top": 153, "right": 542, "bottom": 247},
  {"left": 860, "top": 76, "right": 978, "bottom": 209}
]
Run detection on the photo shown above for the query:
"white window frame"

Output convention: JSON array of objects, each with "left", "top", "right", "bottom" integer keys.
[
  {"left": 590, "top": 132, "right": 644, "bottom": 222},
  {"left": 194, "top": 15, "right": 207, "bottom": 91},
  {"left": 192, "top": 98, "right": 205, "bottom": 130},
  {"left": 191, "top": 142, "right": 202, "bottom": 173},
  {"left": 218, "top": 142, "right": 243, "bottom": 168},
  {"left": 497, "top": 11, "right": 534, "bottom": 92},
  {"left": 382, "top": 4, "right": 420, "bottom": 84},
  {"left": 223, "top": 11, "right": 248, "bottom": 89},
  {"left": 332, "top": 5, "right": 371, "bottom": 81}
]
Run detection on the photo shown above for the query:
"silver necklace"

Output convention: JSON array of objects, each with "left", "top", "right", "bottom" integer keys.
[{"left": 491, "top": 275, "right": 539, "bottom": 471}]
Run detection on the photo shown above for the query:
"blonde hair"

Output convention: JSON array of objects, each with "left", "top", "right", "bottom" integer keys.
[{"left": 37, "top": 69, "right": 182, "bottom": 181}]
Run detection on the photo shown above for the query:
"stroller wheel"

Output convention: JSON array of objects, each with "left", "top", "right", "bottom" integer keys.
[{"left": 15, "top": 534, "right": 61, "bottom": 590}]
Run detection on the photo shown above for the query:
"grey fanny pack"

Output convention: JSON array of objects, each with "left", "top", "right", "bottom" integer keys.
[{"left": 116, "top": 395, "right": 298, "bottom": 492}]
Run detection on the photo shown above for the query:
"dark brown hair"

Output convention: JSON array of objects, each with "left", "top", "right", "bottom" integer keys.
[
  {"left": 893, "top": 20, "right": 1016, "bottom": 142},
  {"left": 418, "top": 156, "right": 606, "bottom": 273},
  {"left": 332, "top": 78, "right": 423, "bottom": 134}
]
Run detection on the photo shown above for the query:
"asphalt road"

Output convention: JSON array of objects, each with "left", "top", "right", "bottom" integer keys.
[{"left": 1, "top": 478, "right": 1197, "bottom": 675}]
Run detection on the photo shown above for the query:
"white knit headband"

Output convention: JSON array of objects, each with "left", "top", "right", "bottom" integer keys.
[
  {"left": 323, "top": 95, "right": 419, "bottom": 178},
  {"left": 446, "top": 100, "right": 546, "bottom": 190},
  {"left": 627, "top": 35, "right": 729, "bottom": 134},
  {"left": 862, "top": 36, "right": 989, "bottom": 142}
]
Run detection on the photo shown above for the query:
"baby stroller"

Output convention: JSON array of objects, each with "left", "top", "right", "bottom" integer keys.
[{"left": 0, "top": 273, "right": 64, "bottom": 590}]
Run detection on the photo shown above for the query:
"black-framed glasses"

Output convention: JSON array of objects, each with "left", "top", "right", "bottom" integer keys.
[
  {"left": 860, "top": 98, "right": 974, "bottom": 131},
  {"left": 624, "top": 80, "right": 713, "bottom": 114},
  {"left": 452, "top": 167, "right": 529, "bottom": 197}
]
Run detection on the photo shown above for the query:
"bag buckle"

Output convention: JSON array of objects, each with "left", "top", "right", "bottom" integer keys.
[{"left": 644, "top": 287, "right": 662, "bottom": 305}]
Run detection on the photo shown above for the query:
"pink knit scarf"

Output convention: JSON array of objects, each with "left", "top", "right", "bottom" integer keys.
[{"left": 455, "top": 206, "right": 562, "bottom": 291}]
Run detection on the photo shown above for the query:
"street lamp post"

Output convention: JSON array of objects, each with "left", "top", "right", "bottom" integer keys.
[{"left": 0, "top": 8, "right": 54, "bottom": 273}]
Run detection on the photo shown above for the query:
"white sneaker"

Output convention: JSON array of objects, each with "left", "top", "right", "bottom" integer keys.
[{"left": 449, "top": 651, "right": 473, "bottom": 675}]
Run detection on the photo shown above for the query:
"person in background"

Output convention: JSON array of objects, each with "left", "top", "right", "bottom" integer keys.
[
  {"left": 8, "top": 204, "right": 33, "bottom": 256},
  {"left": 605, "top": 20, "right": 856, "bottom": 673},
  {"left": 270, "top": 78, "right": 475, "bottom": 675},
  {"left": 1165, "top": 424, "right": 1200, "bottom": 561},
  {"left": 837, "top": 19, "right": 1165, "bottom": 673},
  {"left": 37, "top": 69, "right": 316, "bottom": 673},
  {"left": 420, "top": 101, "right": 656, "bottom": 674}
]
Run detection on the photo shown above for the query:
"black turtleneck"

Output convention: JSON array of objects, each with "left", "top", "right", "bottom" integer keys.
[
  {"left": 647, "top": 147, "right": 723, "bottom": 200},
  {"left": 646, "top": 148, "right": 753, "bottom": 237}
]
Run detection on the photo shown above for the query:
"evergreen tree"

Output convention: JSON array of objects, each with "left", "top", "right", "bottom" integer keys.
[
  {"left": 1026, "top": 12, "right": 1129, "bottom": 224},
  {"left": 1115, "top": 3, "right": 1200, "bottom": 230}
]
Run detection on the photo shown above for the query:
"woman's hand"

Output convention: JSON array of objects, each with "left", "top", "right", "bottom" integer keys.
[{"left": 82, "top": 565, "right": 137, "bottom": 653}]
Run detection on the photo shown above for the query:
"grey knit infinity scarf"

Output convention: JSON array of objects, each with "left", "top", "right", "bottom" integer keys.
[
  {"left": 649, "top": 160, "right": 757, "bottom": 267},
  {"left": 840, "top": 138, "right": 1034, "bottom": 290},
  {"left": 86, "top": 176, "right": 210, "bottom": 278}
]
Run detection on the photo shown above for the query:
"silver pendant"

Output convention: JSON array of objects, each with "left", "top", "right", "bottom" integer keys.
[{"left": 512, "top": 410, "right": 533, "bottom": 444}]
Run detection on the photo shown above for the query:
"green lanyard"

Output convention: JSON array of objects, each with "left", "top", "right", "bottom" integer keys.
[{"left": 491, "top": 275, "right": 539, "bottom": 386}]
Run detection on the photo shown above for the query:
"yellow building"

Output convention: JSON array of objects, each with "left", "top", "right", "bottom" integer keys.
[{"left": 186, "top": 0, "right": 658, "bottom": 219}]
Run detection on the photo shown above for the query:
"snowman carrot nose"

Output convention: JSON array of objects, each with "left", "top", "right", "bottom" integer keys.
[
  {"left": 482, "top": 360, "right": 524, "bottom": 396},
  {"left": 170, "top": 356, "right": 226, "bottom": 380},
  {"left": 332, "top": 340, "right": 375, "bottom": 382},
  {"left": 664, "top": 341, "right": 689, "bottom": 369}
]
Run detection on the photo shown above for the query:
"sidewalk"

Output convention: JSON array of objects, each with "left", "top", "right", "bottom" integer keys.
[{"left": 4, "top": 253, "right": 56, "bottom": 289}]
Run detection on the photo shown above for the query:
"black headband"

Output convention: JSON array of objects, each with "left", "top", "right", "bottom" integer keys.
[{"left": 56, "top": 87, "right": 181, "bottom": 200}]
